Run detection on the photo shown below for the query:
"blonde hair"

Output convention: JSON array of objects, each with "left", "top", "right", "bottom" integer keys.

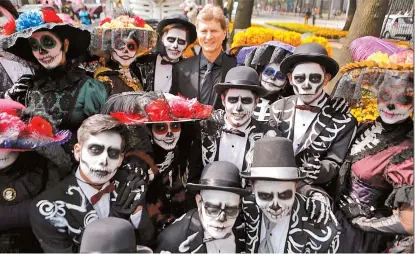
[{"left": 196, "top": 4, "right": 226, "bottom": 31}]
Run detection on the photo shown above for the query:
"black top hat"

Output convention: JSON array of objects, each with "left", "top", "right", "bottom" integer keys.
[
  {"left": 280, "top": 43, "right": 339, "bottom": 80},
  {"left": 214, "top": 66, "right": 268, "bottom": 97},
  {"left": 240, "top": 137, "right": 306, "bottom": 181},
  {"left": 187, "top": 161, "right": 250, "bottom": 196},
  {"left": 156, "top": 14, "right": 197, "bottom": 45}
]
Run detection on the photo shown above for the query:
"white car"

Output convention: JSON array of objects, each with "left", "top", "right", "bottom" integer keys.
[{"left": 381, "top": 14, "right": 413, "bottom": 41}]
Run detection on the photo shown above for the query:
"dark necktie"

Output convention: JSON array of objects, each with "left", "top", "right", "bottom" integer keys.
[
  {"left": 295, "top": 104, "right": 321, "bottom": 113},
  {"left": 160, "top": 59, "right": 173, "bottom": 65},
  {"left": 90, "top": 183, "right": 115, "bottom": 205},
  {"left": 222, "top": 127, "right": 246, "bottom": 137},
  {"left": 200, "top": 62, "right": 214, "bottom": 105}
]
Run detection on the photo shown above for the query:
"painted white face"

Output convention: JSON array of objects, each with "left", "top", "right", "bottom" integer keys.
[
  {"left": 29, "top": 31, "right": 64, "bottom": 69},
  {"left": 291, "top": 62, "right": 326, "bottom": 104},
  {"left": 111, "top": 36, "right": 138, "bottom": 67},
  {"left": 261, "top": 63, "right": 287, "bottom": 92},
  {"left": 377, "top": 78, "right": 413, "bottom": 124},
  {"left": 224, "top": 89, "right": 256, "bottom": 127},
  {"left": 77, "top": 131, "right": 124, "bottom": 185},
  {"left": 254, "top": 180, "right": 296, "bottom": 224},
  {"left": 162, "top": 28, "right": 188, "bottom": 61},
  {"left": 0, "top": 150, "right": 19, "bottom": 170},
  {"left": 199, "top": 190, "right": 240, "bottom": 239},
  {"left": 152, "top": 122, "right": 181, "bottom": 151}
]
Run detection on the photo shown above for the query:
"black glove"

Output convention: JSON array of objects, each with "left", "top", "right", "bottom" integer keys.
[
  {"left": 300, "top": 154, "right": 321, "bottom": 183},
  {"left": 5, "top": 75, "right": 32, "bottom": 103},
  {"left": 339, "top": 193, "right": 374, "bottom": 220},
  {"left": 306, "top": 191, "right": 331, "bottom": 227}
]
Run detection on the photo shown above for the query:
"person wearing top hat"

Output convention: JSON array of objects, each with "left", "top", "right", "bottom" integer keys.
[
  {"left": 136, "top": 14, "right": 197, "bottom": 93},
  {"left": 154, "top": 161, "right": 249, "bottom": 253},
  {"left": 269, "top": 42, "right": 357, "bottom": 197},
  {"left": 240, "top": 137, "right": 341, "bottom": 253}
]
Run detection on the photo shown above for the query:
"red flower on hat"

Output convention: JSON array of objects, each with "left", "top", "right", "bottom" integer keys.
[
  {"left": 25, "top": 116, "right": 54, "bottom": 138},
  {"left": 99, "top": 17, "right": 112, "bottom": 26},
  {"left": 41, "top": 9, "right": 63, "bottom": 23},
  {"left": 110, "top": 112, "right": 147, "bottom": 124},
  {"left": 146, "top": 98, "right": 174, "bottom": 122},
  {"left": 2, "top": 20, "right": 16, "bottom": 35},
  {"left": 169, "top": 95, "right": 213, "bottom": 119},
  {"left": 0, "top": 112, "right": 25, "bottom": 134},
  {"left": 133, "top": 16, "right": 146, "bottom": 28}
]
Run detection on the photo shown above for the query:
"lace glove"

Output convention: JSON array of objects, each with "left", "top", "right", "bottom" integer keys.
[
  {"left": 339, "top": 193, "right": 375, "bottom": 220},
  {"left": 300, "top": 154, "right": 321, "bottom": 183},
  {"left": 306, "top": 191, "right": 331, "bottom": 227},
  {"left": 351, "top": 214, "right": 408, "bottom": 234},
  {"left": 5, "top": 75, "right": 32, "bottom": 103}
]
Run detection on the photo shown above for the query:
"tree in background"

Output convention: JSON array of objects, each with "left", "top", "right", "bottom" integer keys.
[
  {"left": 342, "top": 0, "right": 356, "bottom": 30},
  {"left": 213, "top": 0, "right": 224, "bottom": 7},
  {"left": 234, "top": 0, "right": 255, "bottom": 30}
]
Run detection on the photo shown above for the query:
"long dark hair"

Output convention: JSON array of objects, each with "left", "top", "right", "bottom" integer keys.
[{"left": 0, "top": 0, "right": 19, "bottom": 19}]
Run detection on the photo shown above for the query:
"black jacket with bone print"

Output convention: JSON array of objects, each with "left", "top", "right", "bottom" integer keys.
[{"left": 269, "top": 93, "right": 357, "bottom": 195}]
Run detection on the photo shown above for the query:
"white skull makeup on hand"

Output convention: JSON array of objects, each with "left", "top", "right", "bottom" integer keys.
[
  {"left": 152, "top": 122, "right": 181, "bottom": 150},
  {"left": 261, "top": 63, "right": 287, "bottom": 92},
  {"left": 377, "top": 77, "right": 414, "bottom": 124},
  {"left": 254, "top": 180, "right": 296, "bottom": 223},
  {"left": 162, "top": 28, "right": 188, "bottom": 61},
  {"left": 111, "top": 35, "right": 139, "bottom": 67},
  {"left": 291, "top": 63, "right": 326, "bottom": 104},
  {"left": 29, "top": 31, "right": 65, "bottom": 69},
  {"left": 198, "top": 190, "right": 240, "bottom": 239},
  {"left": 0, "top": 150, "right": 19, "bottom": 170},
  {"left": 77, "top": 132, "right": 124, "bottom": 185},
  {"left": 223, "top": 89, "right": 257, "bottom": 127}
]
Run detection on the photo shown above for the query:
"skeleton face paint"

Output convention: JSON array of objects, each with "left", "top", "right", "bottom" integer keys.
[
  {"left": 0, "top": 150, "right": 19, "bottom": 170},
  {"left": 152, "top": 122, "right": 181, "bottom": 151},
  {"left": 77, "top": 131, "right": 124, "bottom": 185},
  {"left": 224, "top": 89, "right": 256, "bottom": 127},
  {"left": 111, "top": 36, "right": 139, "bottom": 67},
  {"left": 378, "top": 78, "right": 414, "bottom": 124},
  {"left": 29, "top": 31, "right": 64, "bottom": 69},
  {"left": 162, "top": 28, "right": 188, "bottom": 61},
  {"left": 261, "top": 63, "right": 287, "bottom": 92},
  {"left": 199, "top": 190, "right": 240, "bottom": 239},
  {"left": 291, "top": 63, "right": 326, "bottom": 104},
  {"left": 254, "top": 180, "right": 296, "bottom": 224}
]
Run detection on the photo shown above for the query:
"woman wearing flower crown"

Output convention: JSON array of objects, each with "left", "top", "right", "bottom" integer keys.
[
  {"left": 90, "top": 12, "right": 157, "bottom": 95},
  {"left": 332, "top": 52, "right": 414, "bottom": 252},
  {"left": 1, "top": 8, "right": 109, "bottom": 132},
  {"left": 0, "top": 99, "right": 72, "bottom": 253}
]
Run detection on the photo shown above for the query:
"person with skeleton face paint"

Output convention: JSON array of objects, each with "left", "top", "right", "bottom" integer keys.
[
  {"left": 331, "top": 64, "right": 414, "bottom": 253},
  {"left": 1, "top": 8, "right": 109, "bottom": 132},
  {"left": 136, "top": 14, "right": 197, "bottom": 92},
  {"left": 269, "top": 43, "right": 357, "bottom": 197},
  {"left": 0, "top": 99, "right": 72, "bottom": 252},
  {"left": 237, "top": 41, "right": 295, "bottom": 122},
  {"left": 91, "top": 13, "right": 157, "bottom": 95},
  {"left": 30, "top": 115, "right": 155, "bottom": 252},
  {"left": 241, "top": 137, "right": 341, "bottom": 253},
  {"left": 155, "top": 161, "right": 249, "bottom": 253}
]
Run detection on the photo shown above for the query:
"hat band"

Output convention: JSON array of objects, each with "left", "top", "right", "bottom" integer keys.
[
  {"left": 250, "top": 166, "right": 300, "bottom": 179},
  {"left": 199, "top": 178, "right": 241, "bottom": 188},
  {"left": 225, "top": 79, "right": 259, "bottom": 87}
]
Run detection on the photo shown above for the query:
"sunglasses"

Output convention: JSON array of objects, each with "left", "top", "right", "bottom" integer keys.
[
  {"left": 200, "top": 197, "right": 239, "bottom": 219},
  {"left": 114, "top": 38, "right": 138, "bottom": 52},
  {"left": 152, "top": 122, "right": 181, "bottom": 135},
  {"left": 28, "top": 35, "right": 57, "bottom": 51}
]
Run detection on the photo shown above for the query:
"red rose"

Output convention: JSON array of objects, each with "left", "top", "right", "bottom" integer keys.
[
  {"left": 146, "top": 98, "right": 174, "bottom": 121},
  {"left": 2, "top": 20, "right": 16, "bottom": 35},
  {"left": 99, "top": 17, "right": 112, "bottom": 26},
  {"left": 25, "top": 116, "right": 54, "bottom": 137},
  {"left": 42, "top": 9, "right": 63, "bottom": 23},
  {"left": 133, "top": 16, "right": 146, "bottom": 28}
]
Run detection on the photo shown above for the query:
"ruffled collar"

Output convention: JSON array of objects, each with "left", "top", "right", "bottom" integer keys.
[{"left": 32, "top": 63, "right": 85, "bottom": 92}]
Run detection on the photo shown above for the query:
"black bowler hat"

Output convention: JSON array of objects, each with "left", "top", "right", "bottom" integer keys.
[
  {"left": 187, "top": 161, "right": 250, "bottom": 196},
  {"left": 214, "top": 66, "right": 268, "bottom": 97},
  {"left": 240, "top": 137, "right": 306, "bottom": 181},
  {"left": 157, "top": 14, "right": 197, "bottom": 44},
  {"left": 280, "top": 43, "right": 339, "bottom": 80}
]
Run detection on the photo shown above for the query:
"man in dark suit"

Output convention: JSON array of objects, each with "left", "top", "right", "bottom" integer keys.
[{"left": 154, "top": 161, "right": 249, "bottom": 253}]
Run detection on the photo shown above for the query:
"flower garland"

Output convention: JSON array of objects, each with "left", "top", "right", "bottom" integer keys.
[
  {"left": 2, "top": 9, "right": 63, "bottom": 35},
  {"left": 266, "top": 22, "right": 348, "bottom": 39}
]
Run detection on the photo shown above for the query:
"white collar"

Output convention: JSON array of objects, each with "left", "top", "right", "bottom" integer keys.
[{"left": 224, "top": 116, "right": 252, "bottom": 132}]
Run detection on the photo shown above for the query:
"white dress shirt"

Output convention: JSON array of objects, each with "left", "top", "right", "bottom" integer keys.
[
  {"left": 259, "top": 216, "right": 290, "bottom": 253},
  {"left": 292, "top": 93, "right": 326, "bottom": 151},
  {"left": 204, "top": 231, "right": 236, "bottom": 253},
  {"left": 218, "top": 117, "right": 251, "bottom": 171},
  {"left": 154, "top": 55, "right": 173, "bottom": 92},
  {"left": 75, "top": 169, "right": 142, "bottom": 228}
]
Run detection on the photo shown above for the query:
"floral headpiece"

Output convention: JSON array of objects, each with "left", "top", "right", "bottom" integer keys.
[
  {"left": 99, "top": 15, "right": 152, "bottom": 30},
  {"left": 2, "top": 9, "right": 63, "bottom": 35}
]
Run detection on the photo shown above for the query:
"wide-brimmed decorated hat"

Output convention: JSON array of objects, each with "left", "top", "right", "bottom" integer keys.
[
  {"left": 187, "top": 161, "right": 250, "bottom": 196},
  {"left": 0, "top": 99, "right": 71, "bottom": 151},
  {"left": 156, "top": 14, "right": 197, "bottom": 45},
  {"left": 241, "top": 137, "right": 306, "bottom": 181},
  {"left": 89, "top": 14, "right": 157, "bottom": 59},
  {"left": 103, "top": 91, "right": 213, "bottom": 124},
  {"left": 0, "top": 8, "right": 90, "bottom": 63},
  {"left": 280, "top": 42, "right": 339, "bottom": 79}
]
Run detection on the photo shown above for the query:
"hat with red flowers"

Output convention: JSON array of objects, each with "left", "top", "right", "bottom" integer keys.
[
  {"left": 0, "top": 99, "right": 72, "bottom": 151},
  {"left": 0, "top": 8, "right": 90, "bottom": 63},
  {"left": 102, "top": 91, "right": 213, "bottom": 124}
]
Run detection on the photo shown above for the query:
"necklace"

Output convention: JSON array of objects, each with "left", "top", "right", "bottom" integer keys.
[{"left": 118, "top": 67, "right": 143, "bottom": 91}]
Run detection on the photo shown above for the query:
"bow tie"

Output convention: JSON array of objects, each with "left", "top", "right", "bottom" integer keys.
[
  {"left": 160, "top": 59, "right": 173, "bottom": 65},
  {"left": 222, "top": 127, "right": 246, "bottom": 137},
  {"left": 295, "top": 104, "right": 321, "bottom": 113},
  {"left": 90, "top": 183, "right": 115, "bottom": 205}
]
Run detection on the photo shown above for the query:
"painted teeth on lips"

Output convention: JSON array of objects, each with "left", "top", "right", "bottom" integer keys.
[
  {"left": 381, "top": 110, "right": 402, "bottom": 118},
  {"left": 232, "top": 113, "right": 246, "bottom": 119},
  {"left": 209, "top": 225, "right": 226, "bottom": 231},
  {"left": 91, "top": 169, "right": 110, "bottom": 177},
  {"left": 267, "top": 209, "right": 282, "bottom": 219},
  {"left": 164, "top": 138, "right": 175, "bottom": 144},
  {"left": 0, "top": 156, "right": 10, "bottom": 161}
]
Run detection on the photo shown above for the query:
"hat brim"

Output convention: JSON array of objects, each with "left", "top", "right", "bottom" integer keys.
[
  {"left": 280, "top": 53, "right": 339, "bottom": 80},
  {"left": 214, "top": 83, "right": 268, "bottom": 97},
  {"left": 186, "top": 183, "right": 251, "bottom": 197},
  {"left": 240, "top": 171, "right": 306, "bottom": 181},
  {"left": 156, "top": 18, "right": 197, "bottom": 45},
  {"left": 2, "top": 23, "right": 91, "bottom": 63},
  {"left": 145, "top": 119, "right": 199, "bottom": 124},
  {"left": 0, "top": 130, "right": 72, "bottom": 151}
]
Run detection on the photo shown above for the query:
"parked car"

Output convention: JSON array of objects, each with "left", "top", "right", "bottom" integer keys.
[{"left": 381, "top": 14, "right": 413, "bottom": 41}]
